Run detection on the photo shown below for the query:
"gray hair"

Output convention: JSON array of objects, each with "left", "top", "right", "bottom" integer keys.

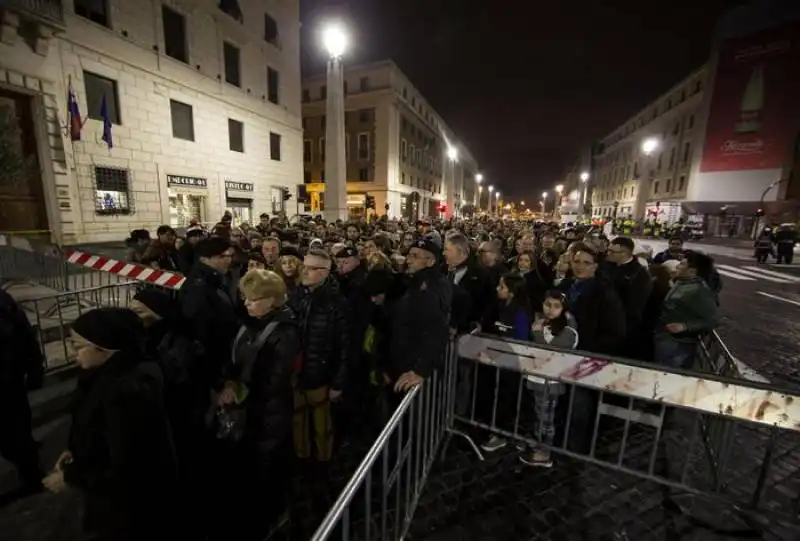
[{"left": 446, "top": 233, "right": 471, "bottom": 256}]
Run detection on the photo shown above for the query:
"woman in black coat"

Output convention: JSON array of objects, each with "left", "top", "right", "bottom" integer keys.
[
  {"left": 44, "top": 308, "right": 177, "bottom": 541},
  {"left": 213, "top": 268, "right": 300, "bottom": 541}
]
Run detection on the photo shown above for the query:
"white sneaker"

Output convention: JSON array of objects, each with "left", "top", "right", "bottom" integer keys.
[{"left": 480, "top": 435, "right": 507, "bottom": 452}]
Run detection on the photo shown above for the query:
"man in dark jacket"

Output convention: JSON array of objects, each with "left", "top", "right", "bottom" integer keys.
[
  {"left": 606, "top": 236, "right": 652, "bottom": 359},
  {"left": 444, "top": 233, "right": 494, "bottom": 334},
  {"left": 0, "top": 289, "right": 44, "bottom": 502},
  {"left": 289, "top": 248, "right": 351, "bottom": 462},
  {"left": 141, "top": 225, "right": 180, "bottom": 270},
  {"left": 392, "top": 237, "right": 452, "bottom": 392},
  {"left": 180, "top": 237, "right": 240, "bottom": 415}
]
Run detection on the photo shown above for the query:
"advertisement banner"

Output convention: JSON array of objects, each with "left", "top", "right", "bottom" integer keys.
[{"left": 700, "top": 23, "right": 800, "bottom": 172}]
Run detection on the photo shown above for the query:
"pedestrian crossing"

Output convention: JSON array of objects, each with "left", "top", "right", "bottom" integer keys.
[{"left": 715, "top": 264, "right": 800, "bottom": 284}]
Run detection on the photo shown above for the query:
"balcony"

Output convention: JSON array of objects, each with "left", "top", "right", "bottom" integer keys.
[{"left": 3, "top": 0, "right": 65, "bottom": 28}]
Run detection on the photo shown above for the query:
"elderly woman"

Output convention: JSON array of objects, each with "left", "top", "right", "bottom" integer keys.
[
  {"left": 212, "top": 269, "right": 300, "bottom": 540},
  {"left": 46, "top": 308, "right": 177, "bottom": 540}
]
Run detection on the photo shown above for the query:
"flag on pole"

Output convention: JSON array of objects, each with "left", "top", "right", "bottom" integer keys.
[
  {"left": 100, "top": 94, "right": 113, "bottom": 149},
  {"left": 67, "top": 79, "right": 83, "bottom": 141}
]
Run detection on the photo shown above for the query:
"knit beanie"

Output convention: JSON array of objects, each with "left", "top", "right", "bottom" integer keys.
[
  {"left": 133, "top": 288, "right": 177, "bottom": 320},
  {"left": 71, "top": 307, "right": 145, "bottom": 351}
]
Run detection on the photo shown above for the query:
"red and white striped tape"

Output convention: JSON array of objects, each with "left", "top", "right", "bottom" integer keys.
[{"left": 66, "top": 250, "right": 186, "bottom": 289}]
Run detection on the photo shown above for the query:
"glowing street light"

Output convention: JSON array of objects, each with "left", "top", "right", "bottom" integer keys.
[
  {"left": 542, "top": 191, "right": 548, "bottom": 199},
  {"left": 641, "top": 137, "right": 659, "bottom": 156},
  {"left": 580, "top": 171, "right": 589, "bottom": 182},
  {"left": 322, "top": 25, "right": 348, "bottom": 58},
  {"left": 520, "top": 201, "right": 525, "bottom": 206},
  {"left": 447, "top": 146, "right": 458, "bottom": 161},
  {"left": 475, "top": 173, "right": 483, "bottom": 183},
  {"left": 555, "top": 184, "right": 564, "bottom": 194}
]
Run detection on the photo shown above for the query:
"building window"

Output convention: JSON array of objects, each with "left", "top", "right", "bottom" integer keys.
[
  {"left": 74, "top": 0, "right": 108, "bottom": 27},
  {"left": 358, "top": 109, "right": 371, "bottom": 123},
  {"left": 678, "top": 175, "right": 686, "bottom": 191},
  {"left": 94, "top": 166, "right": 132, "bottom": 215},
  {"left": 633, "top": 161, "right": 639, "bottom": 178},
  {"left": 668, "top": 147, "right": 675, "bottom": 168},
  {"left": 409, "top": 144, "right": 415, "bottom": 165},
  {"left": 269, "top": 132, "right": 281, "bottom": 161},
  {"left": 320, "top": 85, "right": 327, "bottom": 99},
  {"left": 359, "top": 77, "right": 370, "bottom": 91},
  {"left": 653, "top": 181, "right": 659, "bottom": 194},
  {"left": 267, "top": 66, "right": 280, "bottom": 104},
  {"left": 672, "top": 122, "right": 679, "bottom": 136},
  {"left": 228, "top": 119, "right": 244, "bottom": 152},
  {"left": 218, "top": 0, "right": 243, "bottom": 21},
  {"left": 411, "top": 96, "right": 416, "bottom": 107},
  {"left": 319, "top": 137, "right": 325, "bottom": 162},
  {"left": 84, "top": 71, "right": 120, "bottom": 124},
  {"left": 358, "top": 168, "right": 368, "bottom": 181},
  {"left": 264, "top": 13, "right": 279, "bottom": 45},
  {"left": 303, "top": 140, "right": 312, "bottom": 162},
  {"left": 321, "top": 116, "right": 326, "bottom": 130},
  {"left": 666, "top": 178, "right": 672, "bottom": 192},
  {"left": 270, "top": 186, "right": 284, "bottom": 214},
  {"left": 162, "top": 6, "right": 188, "bottom": 63},
  {"left": 402, "top": 88, "right": 407, "bottom": 99},
  {"left": 657, "top": 152, "right": 663, "bottom": 170},
  {"left": 169, "top": 100, "right": 194, "bottom": 141},
  {"left": 688, "top": 114, "right": 695, "bottom": 129},
  {"left": 358, "top": 133, "right": 370, "bottom": 160},
  {"left": 401, "top": 116, "right": 407, "bottom": 130},
  {"left": 401, "top": 139, "right": 407, "bottom": 161},
  {"left": 401, "top": 172, "right": 406, "bottom": 185},
  {"left": 415, "top": 149, "right": 422, "bottom": 166},
  {"left": 682, "top": 142, "right": 691, "bottom": 165},
  {"left": 223, "top": 42, "right": 241, "bottom": 87}
]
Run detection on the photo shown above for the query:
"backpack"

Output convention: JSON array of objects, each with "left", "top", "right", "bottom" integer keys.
[{"left": 231, "top": 322, "right": 280, "bottom": 384}]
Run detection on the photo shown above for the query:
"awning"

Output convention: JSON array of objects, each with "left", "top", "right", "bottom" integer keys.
[{"left": 682, "top": 200, "right": 800, "bottom": 216}]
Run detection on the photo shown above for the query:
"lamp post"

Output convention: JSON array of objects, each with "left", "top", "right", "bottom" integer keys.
[
  {"left": 322, "top": 25, "right": 348, "bottom": 222},
  {"left": 474, "top": 173, "right": 483, "bottom": 210},
  {"left": 487, "top": 185, "right": 494, "bottom": 215},
  {"left": 580, "top": 171, "right": 590, "bottom": 215},
  {"left": 445, "top": 146, "right": 458, "bottom": 219},
  {"left": 495, "top": 191, "right": 500, "bottom": 216},
  {"left": 554, "top": 184, "right": 563, "bottom": 220},
  {"left": 634, "top": 137, "right": 660, "bottom": 221},
  {"left": 541, "top": 191, "right": 548, "bottom": 217}
]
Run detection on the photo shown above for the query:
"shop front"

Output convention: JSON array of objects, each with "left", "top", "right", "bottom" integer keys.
[
  {"left": 168, "top": 175, "right": 208, "bottom": 228},
  {"left": 224, "top": 180, "right": 254, "bottom": 227},
  {"left": 347, "top": 193, "right": 366, "bottom": 220}
]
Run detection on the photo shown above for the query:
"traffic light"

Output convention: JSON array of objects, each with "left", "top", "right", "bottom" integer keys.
[
  {"left": 365, "top": 194, "right": 375, "bottom": 209},
  {"left": 755, "top": 208, "right": 765, "bottom": 217},
  {"left": 282, "top": 187, "right": 292, "bottom": 201}
]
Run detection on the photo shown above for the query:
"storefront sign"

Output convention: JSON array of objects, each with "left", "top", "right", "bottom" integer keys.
[
  {"left": 225, "top": 181, "right": 254, "bottom": 192},
  {"left": 700, "top": 22, "right": 800, "bottom": 172},
  {"left": 168, "top": 175, "right": 207, "bottom": 188}
]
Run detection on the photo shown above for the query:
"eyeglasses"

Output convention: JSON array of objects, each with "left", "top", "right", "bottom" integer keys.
[{"left": 304, "top": 265, "right": 329, "bottom": 271}]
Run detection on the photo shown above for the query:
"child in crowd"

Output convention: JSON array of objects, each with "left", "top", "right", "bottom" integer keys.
[{"left": 520, "top": 290, "right": 578, "bottom": 468}]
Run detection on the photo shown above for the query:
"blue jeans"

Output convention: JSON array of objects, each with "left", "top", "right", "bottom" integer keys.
[{"left": 654, "top": 333, "right": 697, "bottom": 369}]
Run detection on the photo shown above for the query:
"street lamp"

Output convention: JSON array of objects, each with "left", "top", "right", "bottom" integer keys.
[
  {"left": 634, "top": 137, "right": 660, "bottom": 220},
  {"left": 444, "top": 146, "right": 458, "bottom": 219},
  {"left": 580, "top": 171, "right": 590, "bottom": 211},
  {"left": 321, "top": 23, "right": 349, "bottom": 222},
  {"left": 495, "top": 191, "right": 500, "bottom": 216},
  {"left": 541, "top": 191, "right": 548, "bottom": 216},
  {"left": 474, "top": 173, "right": 483, "bottom": 210},
  {"left": 487, "top": 185, "right": 494, "bottom": 215}
]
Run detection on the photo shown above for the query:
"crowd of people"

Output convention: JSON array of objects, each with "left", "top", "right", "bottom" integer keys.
[{"left": 0, "top": 211, "right": 725, "bottom": 540}]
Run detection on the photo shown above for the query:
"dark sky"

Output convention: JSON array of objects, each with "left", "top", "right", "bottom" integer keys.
[{"left": 300, "top": 0, "right": 747, "bottom": 202}]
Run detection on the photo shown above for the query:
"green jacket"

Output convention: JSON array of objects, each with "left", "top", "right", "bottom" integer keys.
[{"left": 659, "top": 277, "right": 719, "bottom": 342}]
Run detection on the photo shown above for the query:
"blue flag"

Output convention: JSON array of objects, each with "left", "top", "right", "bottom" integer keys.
[{"left": 100, "top": 94, "right": 113, "bottom": 149}]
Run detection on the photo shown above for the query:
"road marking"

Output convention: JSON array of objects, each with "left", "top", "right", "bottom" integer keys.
[
  {"left": 716, "top": 264, "right": 792, "bottom": 283},
  {"left": 757, "top": 291, "right": 800, "bottom": 307},
  {"left": 742, "top": 266, "right": 800, "bottom": 282},
  {"left": 715, "top": 268, "right": 756, "bottom": 281}
]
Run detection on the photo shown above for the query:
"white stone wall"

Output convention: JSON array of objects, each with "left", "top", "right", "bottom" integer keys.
[{"left": 0, "top": 0, "right": 301, "bottom": 244}]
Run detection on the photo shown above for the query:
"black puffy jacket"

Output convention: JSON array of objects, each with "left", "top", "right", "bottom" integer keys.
[
  {"left": 289, "top": 277, "right": 351, "bottom": 390},
  {"left": 389, "top": 266, "right": 452, "bottom": 380},
  {"left": 227, "top": 306, "right": 299, "bottom": 473}
]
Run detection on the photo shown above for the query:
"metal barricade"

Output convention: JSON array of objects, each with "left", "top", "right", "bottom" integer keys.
[
  {"left": 451, "top": 334, "right": 800, "bottom": 536},
  {"left": 310, "top": 340, "right": 473, "bottom": 540},
  {"left": 0, "top": 244, "right": 68, "bottom": 291},
  {"left": 17, "top": 281, "right": 145, "bottom": 371}
]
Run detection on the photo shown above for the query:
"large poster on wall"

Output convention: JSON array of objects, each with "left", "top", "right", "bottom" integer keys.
[{"left": 700, "top": 23, "right": 800, "bottom": 172}]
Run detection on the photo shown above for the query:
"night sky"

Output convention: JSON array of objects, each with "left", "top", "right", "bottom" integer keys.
[{"left": 300, "top": 0, "right": 747, "bottom": 202}]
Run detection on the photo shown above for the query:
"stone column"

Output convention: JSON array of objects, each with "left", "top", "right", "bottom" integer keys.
[{"left": 323, "top": 57, "right": 348, "bottom": 222}]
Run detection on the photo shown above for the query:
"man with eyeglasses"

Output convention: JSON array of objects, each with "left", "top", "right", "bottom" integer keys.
[
  {"left": 289, "top": 249, "right": 351, "bottom": 462},
  {"left": 605, "top": 236, "right": 652, "bottom": 359},
  {"left": 391, "top": 237, "right": 452, "bottom": 393}
]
